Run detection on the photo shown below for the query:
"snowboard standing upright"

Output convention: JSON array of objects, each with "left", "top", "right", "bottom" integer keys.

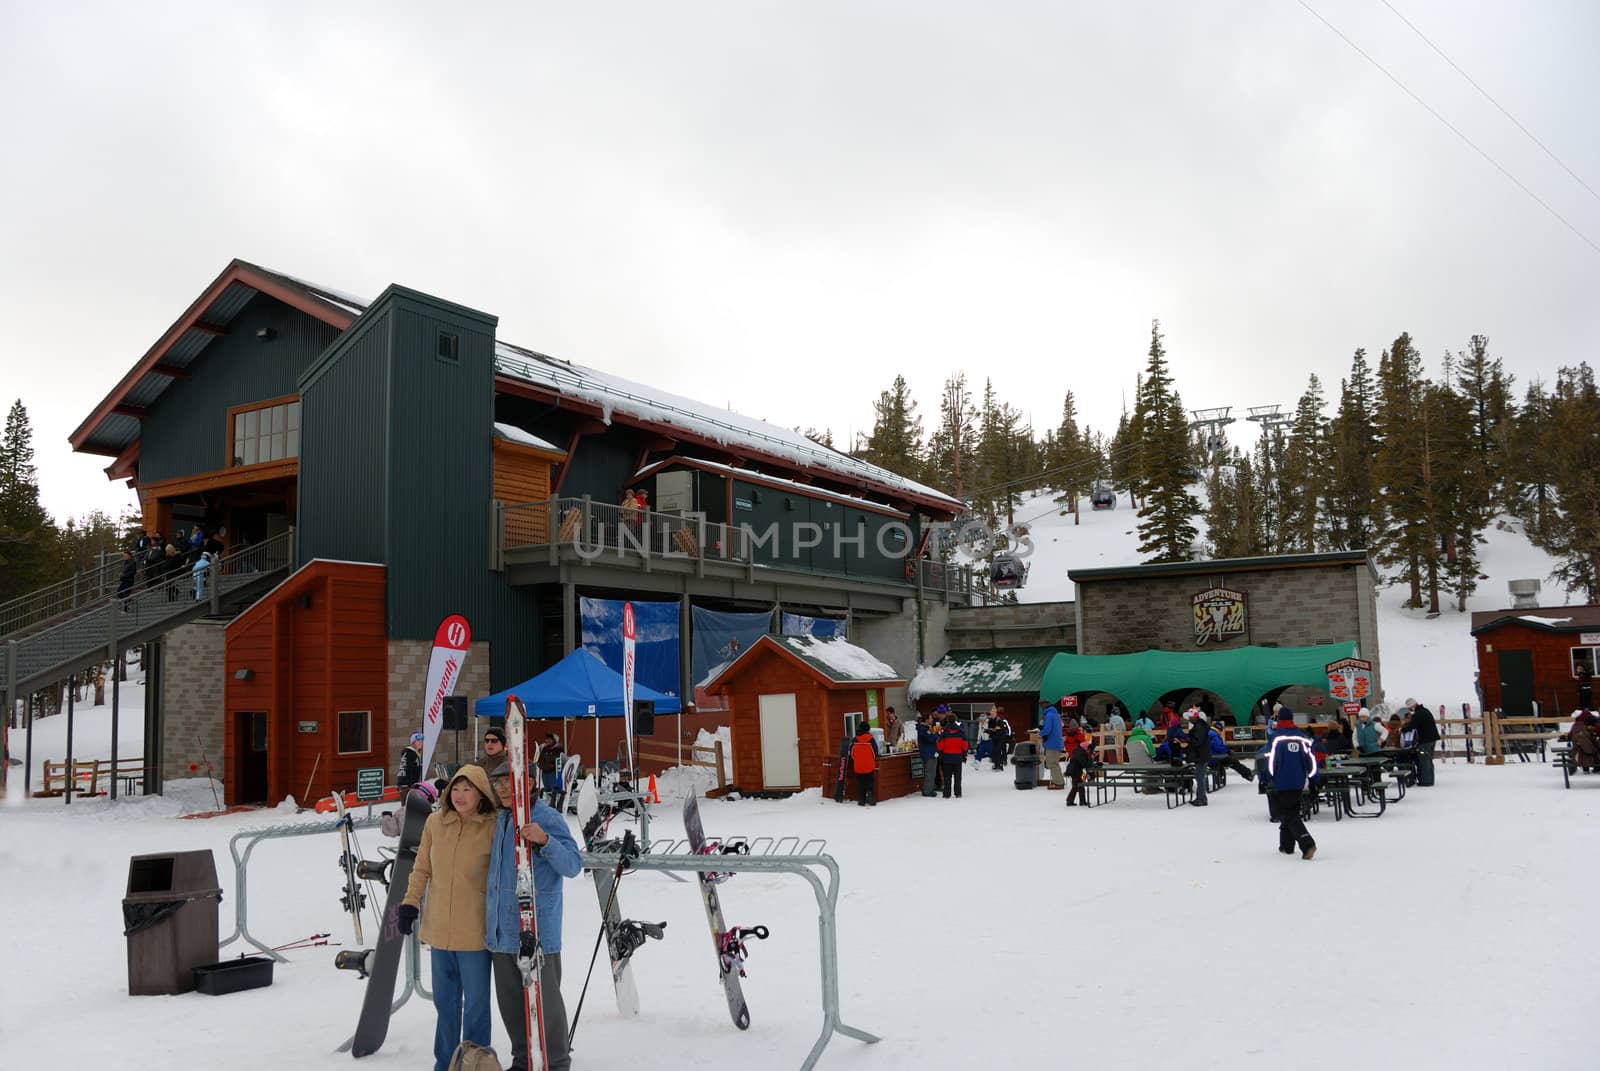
[
  {"left": 574, "top": 775, "right": 642, "bottom": 1017},
  {"left": 349, "top": 787, "right": 434, "bottom": 1057},
  {"left": 505, "top": 697, "right": 550, "bottom": 1071},
  {"left": 683, "top": 794, "right": 766, "bottom": 1031}
]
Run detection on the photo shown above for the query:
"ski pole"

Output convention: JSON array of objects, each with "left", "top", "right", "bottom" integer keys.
[{"left": 568, "top": 828, "right": 637, "bottom": 1047}]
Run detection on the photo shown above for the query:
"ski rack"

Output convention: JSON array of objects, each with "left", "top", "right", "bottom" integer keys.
[
  {"left": 221, "top": 813, "right": 387, "bottom": 962},
  {"left": 579, "top": 835, "right": 877, "bottom": 1071}
]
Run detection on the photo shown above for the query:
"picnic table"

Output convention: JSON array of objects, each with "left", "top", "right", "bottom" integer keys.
[
  {"left": 1313, "top": 758, "right": 1391, "bottom": 819},
  {"left": 1089, "top": 763, "right": 1199, "bottom": 809}
]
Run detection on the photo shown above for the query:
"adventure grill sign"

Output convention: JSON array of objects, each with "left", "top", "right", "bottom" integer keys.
[{"left": 1192, "top": 587, "right": 1246, "bottom": 645}]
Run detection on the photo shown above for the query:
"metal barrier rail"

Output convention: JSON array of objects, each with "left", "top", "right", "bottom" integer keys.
[{"left": 579, "top": 843, "right": 877, "bottom": 1070}]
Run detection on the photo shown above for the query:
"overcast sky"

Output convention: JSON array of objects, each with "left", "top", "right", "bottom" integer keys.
[{"left": 3, "top": 0, "right": 1596, "bottom": 525}]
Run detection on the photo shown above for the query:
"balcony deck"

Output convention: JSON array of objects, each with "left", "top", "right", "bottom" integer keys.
[{"left": 494, "top": 497, "right": 1000, "bottom": 610}]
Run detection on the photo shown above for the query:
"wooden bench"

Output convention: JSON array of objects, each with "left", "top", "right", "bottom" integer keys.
[{"left": 34, "top": 757, "right": 146, "bottom": 798}]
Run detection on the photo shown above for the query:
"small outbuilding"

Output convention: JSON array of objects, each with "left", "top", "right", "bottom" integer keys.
[
  {"left": 1469, "top": 606, "right": 1600, "bottom": 714},
  {"left": 704, "top": 635, "right": 908, "bottom": 798},
  {"left": 907, "top": 646, "right": 1061, "bottom": 739}
]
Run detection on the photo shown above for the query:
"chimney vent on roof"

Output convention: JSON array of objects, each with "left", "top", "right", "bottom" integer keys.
[{"left": 1508, "top": 579, "right": 1540, "bottom": 609}]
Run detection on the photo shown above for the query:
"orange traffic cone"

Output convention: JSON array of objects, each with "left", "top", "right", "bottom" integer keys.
[{"left": 646, "top": 773, "right": 662, "bottom": 804}]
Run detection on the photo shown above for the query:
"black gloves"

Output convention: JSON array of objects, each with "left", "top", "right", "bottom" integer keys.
[{"left": 397, "top": 904, "right": 419, "bottom": 935}]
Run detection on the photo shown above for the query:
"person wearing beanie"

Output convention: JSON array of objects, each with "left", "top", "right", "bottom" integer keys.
[
  {"left": 1039, "top": 702, "right": 1066, "bottom": 790},
  {"left": 1402, "top": 699, "right": 1440, "bottom": 786},
  {"left": 483, "top": 760, "right": 582, "bottom": 1071},
  {"left": 1186, "top": 707, "right": 1210, "bottom": 807},
  {"left": 1061, "top": 718, "right": 1094, "bottom": 806},
  {"left": 1266, "top": 713, "right": 1318, "bottom": 859},
  {"left": 482, "top": 726, "right": 508, "bottom": 764},
  {"left": 398, "top": 730, "right": 426, "bottom": 788},
  {"left": 937, "top": 719, "right": 969, "bottom": 798}
]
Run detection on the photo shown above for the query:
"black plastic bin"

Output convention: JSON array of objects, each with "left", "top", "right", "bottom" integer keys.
[
  {"left": 1012, "top": 741, "right": 1040, "bottom": 789},
  {"left": 123, "top": 849, "right": 223, "bottom": 995},
  {"left": 193, "top": 955, "right": 274, "bottom": 995}
]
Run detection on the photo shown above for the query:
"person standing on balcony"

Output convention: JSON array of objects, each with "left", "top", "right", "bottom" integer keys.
[
  {"left": 141, "top": 534, "right": 163, "bottom": 593},
  {"left": 192, "top": 551, "right": 212, "bottom": 602},
  {"left": 620, "top": 489, "right": 642, "bottom": 543},
  {"left": 163, "top": 543, "right": 184, "bottom": 602},
  {"left": 115, "top": 548, "right": 137, "bottom": 610}
]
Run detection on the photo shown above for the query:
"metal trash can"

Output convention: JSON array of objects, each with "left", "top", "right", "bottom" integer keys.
[
  {"left": 1012, "top": 741, "right": 1040, "bottom": 790},
  {"left": 124, "top": 849, "right": 223, "bottom": 995}
]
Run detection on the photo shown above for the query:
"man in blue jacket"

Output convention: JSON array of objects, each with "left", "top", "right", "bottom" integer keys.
[
  {"left": 1039, "top": 702, "right": 1066, "bottom": 790},
  {"left": 917, "top": 711, "right": 943, "bottom": 797},
  {"left": 486, "top": 760, "right": 584, "bottom": 1071},
  {"left": 1265, "top": 712, "right": 1318, "bottom": 860}
]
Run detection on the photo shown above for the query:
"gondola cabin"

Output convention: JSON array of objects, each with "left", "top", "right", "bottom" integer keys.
[
  {"left": 992, "top": 554, "right": 1029, "bottom": 591},
  {"left": 1090, "top": 489, "right": 1116, "bottom": 510}
]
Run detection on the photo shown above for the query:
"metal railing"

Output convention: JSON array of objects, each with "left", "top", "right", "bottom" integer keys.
[
  {"left": 497, "top": 496, "right": 999, "bottom": 603},
  {"left": 0, "top": 551, "right": 124, "bottom": 640},
  {"left": 0, "top": 530, "right": 294, "bottom": 695}
]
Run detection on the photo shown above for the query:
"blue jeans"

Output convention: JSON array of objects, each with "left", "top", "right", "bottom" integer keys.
[{"left": 431, "top": 948, "right": 492, "bottom": 1071}]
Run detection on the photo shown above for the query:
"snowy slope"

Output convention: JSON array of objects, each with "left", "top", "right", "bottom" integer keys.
[{"left": 1009, "top": 490, "right": 1570, "bottom": 710}]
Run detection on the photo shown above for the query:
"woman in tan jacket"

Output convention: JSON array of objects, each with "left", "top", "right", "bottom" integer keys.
[{"left": 399, "top": 765, "right": 498, "bottom": 1071}]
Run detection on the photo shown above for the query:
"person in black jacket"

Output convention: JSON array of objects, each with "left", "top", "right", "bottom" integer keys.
[
  {"left": 397, "top": 731, "right": 424, "bottom": 788},
  {"left": 986, "top": 712, "right": 1010, "bottom": 770},
  {"left": 116, "top": 548, "right": 137, "bottom": 609},
  {"left": 937, "top": 719, "right": 968, "bottom": 798},
  {"left": 1403, "top": 699, "right": 1440, "bottom": 786},
  {"left": 1186, "top": 708, "right": 1210, "bottom": 806}
]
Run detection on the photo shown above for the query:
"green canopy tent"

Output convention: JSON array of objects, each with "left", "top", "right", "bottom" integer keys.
[{"left": 1039, "top": 643, "right": 1357, "bottom": 724}]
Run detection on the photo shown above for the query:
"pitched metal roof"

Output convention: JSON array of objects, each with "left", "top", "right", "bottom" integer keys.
[
  {"left": 1069, "top": 550, "right": 1374, "bottom": 583},
  {"left": 1469, "top": 606, "right": 1600, "bottom": 636},
  {"left": 907, "top": 646, "right": 1061, "bottom": 700},
  {"left": 703, "top": 634, "right": 905, "bottom": 691}
]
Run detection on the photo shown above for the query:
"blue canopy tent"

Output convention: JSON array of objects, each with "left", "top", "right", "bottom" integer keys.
[{"left": 474, "top": 648, "right": 682, "bottom": 769}]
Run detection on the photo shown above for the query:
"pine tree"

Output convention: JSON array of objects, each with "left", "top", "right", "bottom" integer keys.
[
  {"left": 1132, "top": 322, "right": 1200, "bottom": 562},
  {"left": 1050, "top": 392, "right": 1094, "bottom": 515},
  {"left": 925, "top": 373, "right": 979, "bottom": 502},
  {"left": 859, "top": 375, "right": 924, "bottom": 478},
  {"left": 1203, "top": 449, "right": 1267, "bottom": 558},
  {"left": 1454, "top": 335, "right": 1516, "bottom": 517},
  {"left": 1372, "top": 334, "right": 1432, "bottom": 606},
  {"left": 1278, "top": 374, "right": 1329, "bottom": 552},
  {"left": 1532, "top": 365, "right": 1600, "bottom": 600},
  {"left": 1423, "top": 380, "right": 1488, "bottom": 611},
  {"left": 1325, "top": 349, "right": 1379, "bottom": 552},
  {"left": 1509, "top": 379, "right": 1556, "bottom": 539},
  {"left": 0, "top": 400, "right": 58, "bottom": 601}
]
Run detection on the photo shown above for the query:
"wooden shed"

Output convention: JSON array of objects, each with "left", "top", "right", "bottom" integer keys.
[
  {"left": 1470, "top": 606, "right": 1600, "bottom": 714},
  {"left": 223, "top": 561, "right": 388, "bottom": 805},
  {"left": 705, "top": 635, "right": 908, "bottom": 797}
]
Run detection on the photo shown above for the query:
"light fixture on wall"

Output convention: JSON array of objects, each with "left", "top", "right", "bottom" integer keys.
[
  {"left": 234, "top": 668, "right": 254, "bottom": 681},
  {"left": 255, "top": 327, "right": 277, "bottom": 341}
]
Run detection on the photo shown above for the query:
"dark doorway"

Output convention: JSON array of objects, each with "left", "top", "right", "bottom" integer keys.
[
  {"left": 235, "top": 711, "right": 269, "bottom": 803},
  {"left": 1496, "top": 650, "right": 1536, "bottom": 714}
]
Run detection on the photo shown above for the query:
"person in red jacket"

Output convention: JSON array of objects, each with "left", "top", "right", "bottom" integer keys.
[
  {"left": 1062, "top": 720, "right": 1095, "bottom": 807},
  {"left": 937, "top": 719, "right": 969, "bottom": 799},
  {"left": 850, "top": 728, "right": 879, "bottom": 806}
]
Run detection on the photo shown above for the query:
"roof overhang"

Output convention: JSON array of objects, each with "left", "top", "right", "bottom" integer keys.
[{"left": 71, "top": 260, "right": 359, "bottom": 460}]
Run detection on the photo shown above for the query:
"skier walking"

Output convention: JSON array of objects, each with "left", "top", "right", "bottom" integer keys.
[
  {"left": 1265, "top": 711, "right": 1317, "bottom": 860},
  {"left": 398, "top": 766, "right": 499, "bottom": 1071},
  {"left": 485, "top": 760, "right": 582, "bottom": 1071}
]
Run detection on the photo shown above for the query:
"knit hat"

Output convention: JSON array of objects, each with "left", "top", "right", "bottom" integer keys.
[
  {"left": 484, "top": 726, "right": 507, "bottom": 744},
  {"left": 935, "top": 704, "right": 949, "bottom": 714},
  {"left": 409, "top": 730, "right": 425, "bottom": 744},
  {"left": 1275, "top": 704, "right": 1296, "bottom": 727}
]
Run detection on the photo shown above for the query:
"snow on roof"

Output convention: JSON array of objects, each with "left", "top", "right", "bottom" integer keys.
[
  {"left": 641, "top": 457, "right": 901, "bottom": 514},
  {"left": 781, "top": 636, "right": 901, "bottom": 682},
  {"left": 907, "top": 648, "right": 1056, "bottom": 700},
  {"left": 1515, "top": 615, "right": 1573, "bottom": 626},
  {"left": 494, "top": 421, "right": 564, "bottom": 453},
  {"left": 269, "top": 268, "right": 372, "bottom": 318},
  {"left": 494, "top": 342, "right": 962, "bottom": 510}
]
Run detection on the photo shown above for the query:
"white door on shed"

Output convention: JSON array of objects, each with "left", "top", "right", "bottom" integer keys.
[{"left": 757, "top": 692, "right": 801, "bottom": 789}]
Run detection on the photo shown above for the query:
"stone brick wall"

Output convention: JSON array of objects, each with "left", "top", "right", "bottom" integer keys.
[
  {"left": 387, "top": 638, "right": 491, "bottom": 777},
  {"left": 159, "top": 620, "right": 228, "bottom": 787},
  {"left": 1077, "top": 560, "right": 1382, "bottom": 689},
  {"left": 945, "top": 601, "right": 1076, "bottom": 650}
]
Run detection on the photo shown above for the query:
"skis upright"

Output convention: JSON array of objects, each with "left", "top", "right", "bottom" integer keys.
[
  {"left": 556, "top": 753, "right": 582, "bottom": 813},
  {"left": 333, "top": 793, "right": 365, "bottom": 944},
  {"left": 574, "top": 775, "right": 642, "bottom": 1017},
  {"left": 349, "top": 786, "right": 434, "bottom": 1057},
  {"left": 505, "top": 697, "right": 549, "bottom": 1071},
  {"left": 683, "top": 794, "right": 767, "bottom": 1030}
]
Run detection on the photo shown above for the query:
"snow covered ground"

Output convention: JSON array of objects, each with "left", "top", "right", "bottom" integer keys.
[
  {"left": 3, "top": 498, "right": 1594, "bottom": 1068},
  {"left": 1, "top": 759, "right": 1594, "bottom": 1068}
]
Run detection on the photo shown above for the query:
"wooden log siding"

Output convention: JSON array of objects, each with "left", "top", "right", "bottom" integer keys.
[{"left": 493, "top": 438, "right": 561, "bottom": 545}]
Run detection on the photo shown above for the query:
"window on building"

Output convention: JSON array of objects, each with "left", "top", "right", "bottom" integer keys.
[
  {"left": 1571, "top": 647, "right": 1597, "bottom": 678},
  {"left": 437, "top": 331, "right": 460, "bottom": 364},
  {"left": 230, "top": 398, "right": 301, "bottom": 467},
  {"left": 337, "top": 710, "right": 371, "bottom": 755}
]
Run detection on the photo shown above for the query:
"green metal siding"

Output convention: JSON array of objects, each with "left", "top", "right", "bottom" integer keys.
[
  {"left": 297, "top": 309, "right": 391, "bottom": 565},
  {"left": 140, "top": 295, "right": 341, "bottom": 484},
  {"left": 560, "top": 431, "right": 641, "bottom": 502}
]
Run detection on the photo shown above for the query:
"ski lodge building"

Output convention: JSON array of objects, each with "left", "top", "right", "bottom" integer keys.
[{"left": 42, "top": 260, "right": 983, "bottom": 803}]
